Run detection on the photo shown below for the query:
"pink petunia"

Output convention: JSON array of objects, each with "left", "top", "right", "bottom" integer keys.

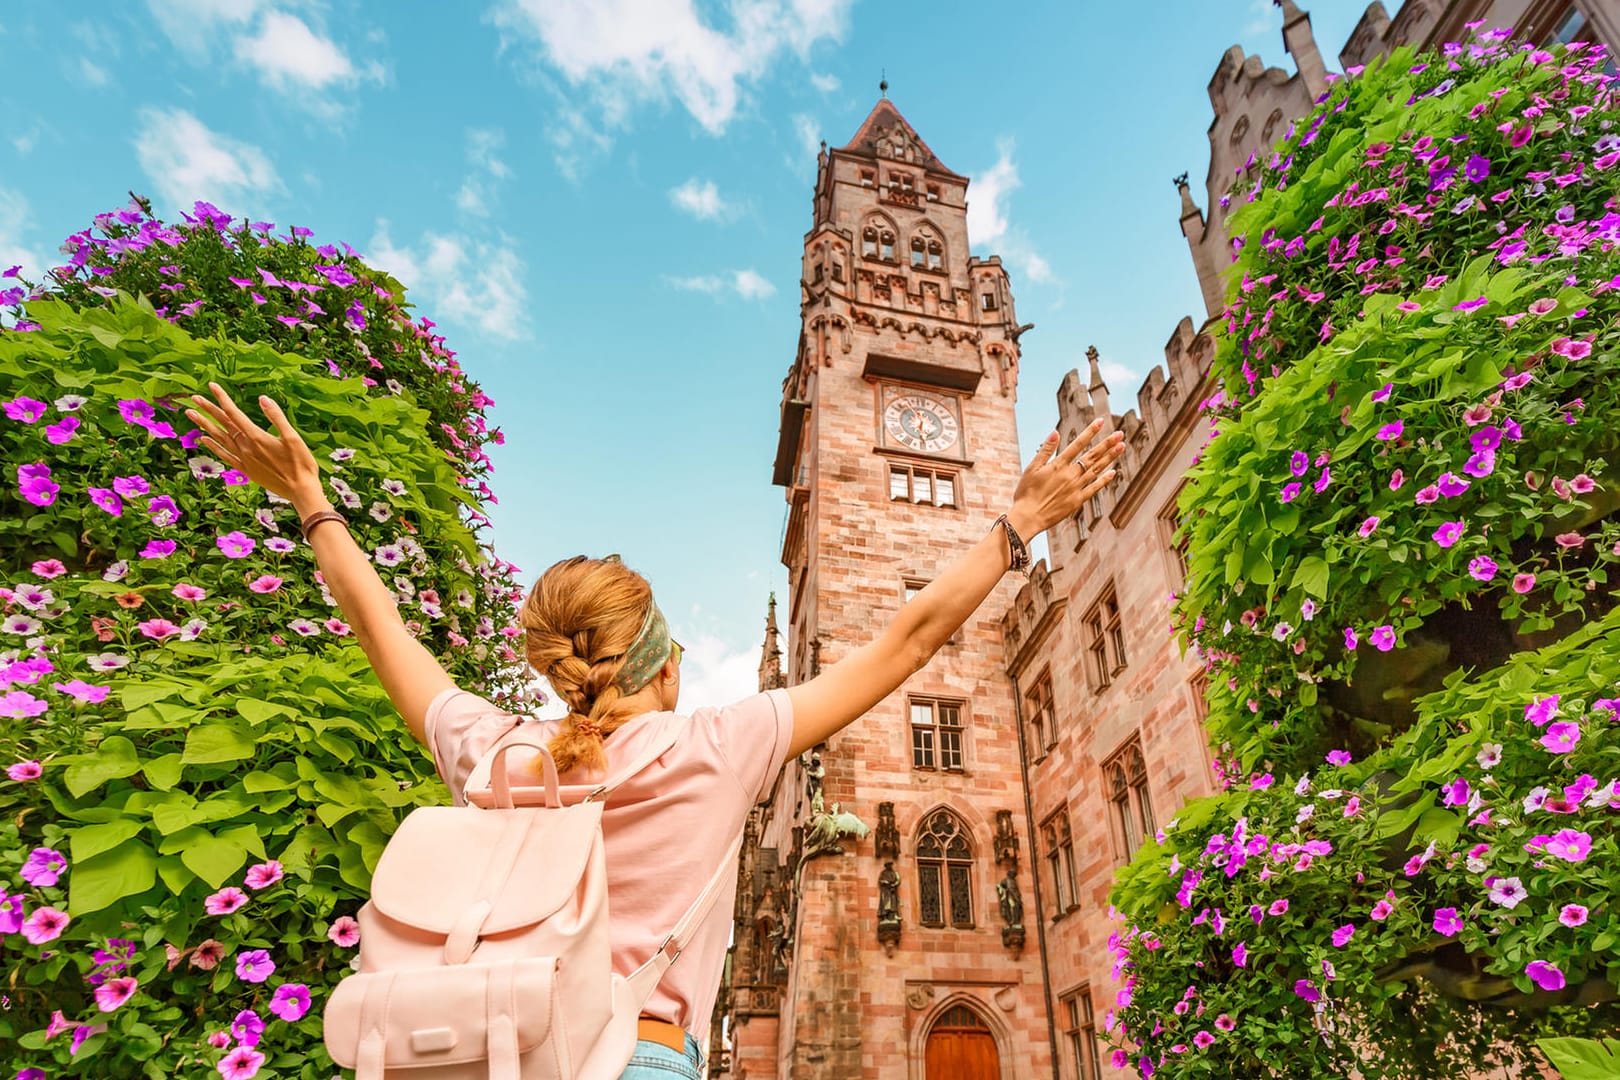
[
  {"left": 1559, "top": 904, "right": 1588, "bottom": 928},
  {"left": 269, "top": 982, "right": 312, "bottom": 1021},
  {"left": 8, "top": 759, "right": 43, "bottom": 781},
  {"left": 244, "top": 861, "right": 284, "bottom": 890},
  {"left": 235, "top": 948, "right": 275, "bottom": 984},
  {"left": 140, "top": 539, "right": 178, "bottom": 560},
  {"left": 1525, "top": 695, "right": 1561, "bottom": 726},
  {"left": 217, "top": 1045, "right": 267, "bottom": 1080},
  {"left": 191, "top": 939, "right": 226, "bottom": 969},
  {"left": 30, "top": 558, "right": 67, "bottom": 578},
  {"left": 1467, "top": 556, "right": 1498, "bottom": 581},
  {"left": 1376, "top": 420, "right": 1404, "bottom": 441},
  {"left": 94, "top": 976, "right": 138, "bottom": 1012},
  {"left": 1554, "top": 532, "right": 1585, "bottom": 549},
  {"left": 22, "top": 905, "right": 70, "bottom": 944},
  {"left": 1432, "top": 908, "right": 1463, "bottom": 937},
  {"left": 231, "top": 1008, "right": 265, "bottom": 1047},
  {"left": 1370, "top": 896, "right": 1394, "bottom": 921},
  {"left": 247, "top": 575, "right": 283, "bottom": 594},
  {"left": 1432, "top": 521, "right": 1464, "bottom": 548},
  {"left": 1541, "top": 829, "right": 1593, "bottom": 862},
  {"left": 1512, "top": 573, "right": 1537, "bottom": 594},
  {"left": 21, "top": 846, "right": 66, "bottom": 887},
  {"left": 205, "top": 887, "right": 248, "bottom": 916},
  {"left": 171, "top": 583, "right": 207, "bottom": 602},
  {"left": 1358, "top": 516, "right": 1380, "bottom": 537},
  {"left": 137, "top": 618, "right": 182, "bottom": 640},
  {"left": 217, "top": 531, "right": 256, "bottom": 558},
  {"left": 53, "top": 679, "right": 110, "bottom": 704},
  {"left": 1369, "top": 625, "right": 1396, "bottom": 652},
  {"left": 1541, "top": 722, "right": 1581, "bottom": 754},
  {"left": 1332, "top": 924, "right": 1355, "bottom": 947},
  {"left": 1326, "top": 750, "right": 1352, "bottom": 767},
  {"left": 1525, "top": 960, "right": 1565, "bottom": 992},
  {"left": 328, "top": 915, "right": 361, "bottom": 947},
  {"left": 1232, "top": 942, "right": 1247, "bottom": 967}
]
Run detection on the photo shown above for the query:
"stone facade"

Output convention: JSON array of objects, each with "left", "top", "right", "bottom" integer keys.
[{"left": 715, "top": 4, "right": 1617, "bottom": 1079}]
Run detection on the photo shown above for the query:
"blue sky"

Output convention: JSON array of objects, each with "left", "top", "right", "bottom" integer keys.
[{"left": 0, "top": 0, "right": 1382, "bottom": 709}]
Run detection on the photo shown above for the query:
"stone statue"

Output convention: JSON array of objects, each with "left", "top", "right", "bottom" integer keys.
[
  {"left": 803, "top": 751, "right": 824, "bottom": 807},
  {"left": 801, "top": 800, "right": 869, "bottom": 863},
  {"left": 875, "top": 801, "right": 900, "bottom": 860},
  {"left": 997, "top": 868, "right": 1024, "bottom": 929},
  {"left": 877, "top": 861, "right": 901, "bottom": 924},
  {"left": 993, "top": 809, "right": 1019, "bottom": 870},
  {"left": 997, "top": 868, "right": 1026, "bottom": 953}
]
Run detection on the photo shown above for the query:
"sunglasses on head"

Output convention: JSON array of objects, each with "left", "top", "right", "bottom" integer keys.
[{"left": 669, "top": 640, "right": 683, "bottom": 666}]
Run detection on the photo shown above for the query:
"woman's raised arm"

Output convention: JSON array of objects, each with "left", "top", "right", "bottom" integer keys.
[
  {"left": 186, "top": 385, "right": 454, "bottom": 742},
  {"left": 783, "top": 420, "right": 1124, "bottom": 758}
]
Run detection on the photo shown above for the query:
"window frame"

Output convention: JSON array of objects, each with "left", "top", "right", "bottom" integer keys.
[
  {"left": 888, "top": 462, "right": 959, "bottom": 509},
  {"left": 1060, "top": 987, "right": 1103, "bottom": 1080},
  {"left": 1042, "top": 807, "right": 1079, "bottom": 916},
  {"left": 916, "top": 807, "right": 975, "bottom": 928},
  {"left": 910, "top": 697, "right": 966, "bottom": 774},
  {"left": 1104, "top": 738, "right": 1156, "bottom": 862},
  {"left": 1082, "top": 584, "right": 1127, "bottom": 692},
  {"left": 1026, "top": 668, "right": 1056, "bottom": 753}
]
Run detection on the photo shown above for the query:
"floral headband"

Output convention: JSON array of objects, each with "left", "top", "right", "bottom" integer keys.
[{"left": 611, "top": 599, "right": 672, "bottom": 694}]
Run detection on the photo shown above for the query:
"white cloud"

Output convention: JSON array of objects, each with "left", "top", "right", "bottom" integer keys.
[
  {"left": 1243, "top": 0, "right": 1275, "bottom": 35},
  {"left": 491, "top": 0, "right": 852, "bottom": 174},
  {"left": 146, "top": 0, "right": 261, "bottom": 56},
  {"left": 667, "top": 269, "right": 775, "bottom": 300},
  {"left": 673, "top": 632, "right": 763, "bottom": 712},
  {"left": 11, "top": 128, "right": 39, "bottom": 156},
  {"left": 233, "top": 10, "right": 359, "bottom": 91},
  {"left": 77, "top": 57, "right": 111, "bottom": 87},
  {"left": 455, "top": 128, "right": 511, "bottom": 217},
  {"left": 546, "top": 104, "right": 615, "bottom": 183},
  {"left": 0, "top": 188, "right": 47, "bottom": 283},
  {"left": 367, "top": 221, "right": 530, "bottom": 341},
  {"left": 133, "top": 107, "right": 283, "bottom": 215},
  {"left": 810, "top": 71, "right": 839, "bottom": 93},
  {"left": 669, "top": 178, "right": 733, "bottom": 222},
  {"left": 968, "top": 139, "right": 1056, "bottom": 288}
]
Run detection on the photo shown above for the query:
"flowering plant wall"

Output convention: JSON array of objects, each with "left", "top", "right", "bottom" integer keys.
[
  {"left": 1108, "top": 29, "right": 1619, "bottom": 1079},
  {"left": 1, "top": 205, "right": 528, "bottom": 1079}
]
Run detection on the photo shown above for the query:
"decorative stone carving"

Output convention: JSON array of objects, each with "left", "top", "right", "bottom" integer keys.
[
  {"left": 994, "top": 985, "right": 1019, "bottom": 1012},
  {"left": 993, "top": 809, "right": 1019, "bottom": 870},
  {"left": 875, "top": 801, "right": 900, "bottom": 860},
  {"left": 905, "top": 983, "right": 936, "bottom": 1011},
  {"left": 803, "top": 751, "right": 824, "bottom": 807},
  {"left": 801, "top": 798, "right": 869, "bottom": 863},
  {"left": 877, "top": 860, "right": 901, "bottom": 956}
]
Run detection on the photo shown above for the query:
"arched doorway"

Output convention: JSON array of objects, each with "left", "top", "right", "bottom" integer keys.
[{"left": 924, "top": 1004, "right": 999, "bottom": 1079}]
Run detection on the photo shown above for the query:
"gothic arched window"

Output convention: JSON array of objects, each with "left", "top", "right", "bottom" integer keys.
[
  {"left": 927, "top": 240, "right": 943, "bottom": 271},
  {"left": 879, "top": 230, "right": 895, "bottom": 262},
  {"left": 1106, "top": 741, "right": 1155, "bottom": 859},
  {"left": 910, "top": 236, "right": 927, "bottom": 268},
  {"left": 917, "top": 809, "right": 974, "bottom": 928},
  {"left": 862, "top": 226, "right": 878, "bottom": 259}
]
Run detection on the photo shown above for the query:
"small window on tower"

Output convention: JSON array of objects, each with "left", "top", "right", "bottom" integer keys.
[
  {"left": 880, "top": 231, "right": 895, "bottom": 261},
  {"left": 894, "top": 173, "right": 914, "bottom": 192},
  {"left": 860, "top": 169, "right": 876, "bottom": 187},
  {"left": 926, "top": 184, "right": 940, "bottom": 202},
  {"left": 928, "top": 241, "right": 943, "bottom": 271},
  {"left": 832, "top": 261, "right": 844, "bottom": 283},
  {"left": 910, "top": 237, "right": 926, "bottom": 268},
  {"left": 981, "top": 292, "right": 998, "bottom": 312},
  {"left": 862, "top": 227, "right": 878, "bottom": 259}
]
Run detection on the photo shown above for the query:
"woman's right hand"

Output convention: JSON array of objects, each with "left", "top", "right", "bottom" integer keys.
[
  {"left": 1007, "top": 419, "right": 1125, "bottom": 538},
  {"left": 185, "top": 384, "right": 326, "bottom": 510}
]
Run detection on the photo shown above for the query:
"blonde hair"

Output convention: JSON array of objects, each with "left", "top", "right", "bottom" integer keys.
[{"left": 521, "top": 556, "right": 656, "bottom": 774}]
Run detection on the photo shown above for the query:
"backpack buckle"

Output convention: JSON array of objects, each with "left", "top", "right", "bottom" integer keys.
[
  {"left": 658, "top": 934, "right": 683, "bottom": 962},
  {"left": 584, "top": 784, "right": 610, "bottom": 803}
]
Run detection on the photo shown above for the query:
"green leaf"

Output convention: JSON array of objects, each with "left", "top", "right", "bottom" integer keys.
[
  {"left": 69, "top": 840, "right": 158, "bottom": 916},
  {"left": 144, "top": 753, "right": 183, "bottom": 791},
  {"left": 177, "top": 832, "right": 251, "bottom": 889},
  {"left": 181, "top": 723, "right": 257, "bottom": 766},
  {"left": 155, "top": 855, "right": 194, "bottom": 895},
  {"left": 69, "top": 819, "right": 146, "bottom": 864},
  {"left": 1293, "top": 555, "right": 1330, "bottom": 599},
  {"left": 64, "top": 736, "right": 142, "bottom": 798},
  {"left": 1537, "top": 1037, "right": 1620, "bottom": 1080}
]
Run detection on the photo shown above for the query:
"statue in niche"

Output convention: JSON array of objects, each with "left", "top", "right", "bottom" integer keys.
[
  {"left": 875, "top": 801, "right": 900, "bottom": 860},
  {"left": 802, "top": 800, "right": 869, "bottom": 863},
  {"left": 803, "top": 751, "right": 824, "bottom": 807},
  {"left": 993, "top": 809, "right": 1020, "bottom": 870},
  {"left": 877, "top": 861, "right": 901, "bottom": 924},
  {"left": 997, "top": 867, "right": 1026, "bottom": 953},
  {"left": 877, "top": 861, "right": 902, "bottom": 955}
]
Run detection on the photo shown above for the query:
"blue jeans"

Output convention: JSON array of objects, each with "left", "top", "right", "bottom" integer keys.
[{"left": 620, "top": 1033, "right": 705, "bottom": 1078}]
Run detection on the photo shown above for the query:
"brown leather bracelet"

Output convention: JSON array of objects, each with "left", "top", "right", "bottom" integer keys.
[{"left": 299, "top": 509, "right": 347, "bottom": 541}]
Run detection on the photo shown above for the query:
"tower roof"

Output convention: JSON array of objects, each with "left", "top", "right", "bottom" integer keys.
[{"left": 835, "top": 98, "right": 966, "bottom": 180}]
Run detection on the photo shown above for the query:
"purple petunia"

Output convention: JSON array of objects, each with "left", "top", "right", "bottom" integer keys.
[
  {"left": 1525, "top": 960, "right": 1565, "bottom": 992},
  {"left": 1432, "top": 908, "right": 1464, "bottom": 937},
  {"left": 1376, "top": 420, "right": 1404, "bottom": 441},
  {"left": 1369, "top": 625, "right": 1396, "bottom": 652},
  {"left": 1433, "top": 521, "right": 1464, "bottom": 548}
]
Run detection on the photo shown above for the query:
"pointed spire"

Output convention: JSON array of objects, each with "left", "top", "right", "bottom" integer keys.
[
  {"left": 757, "top": 593, "right": 784, "bottom": 691},
  {"left": 1174, "top": 172, "right": 1199, "bottom": 220},
  {"left": 880, "top": 70, "right": 889, "bottom": 99},
  {"left": 1086, "top": 345, "right": 1107, "bottom": 392}
]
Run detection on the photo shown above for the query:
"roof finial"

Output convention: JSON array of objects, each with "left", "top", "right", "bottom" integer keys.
[{"left": 880, "top": 70, "right": 888, "bottom": 99}]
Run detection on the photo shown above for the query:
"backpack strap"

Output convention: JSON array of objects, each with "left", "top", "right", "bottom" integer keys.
[
  {"left": 622, "top": 825, "right": 746, "bottom": 1009},
  {"left": 462, "top": 715, "right": 688, "bottom": 806}
]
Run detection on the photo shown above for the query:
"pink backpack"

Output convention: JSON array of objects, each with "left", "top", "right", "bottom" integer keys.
[{"left": 323, "top": 719, "right": 742, "bottom": 1079}]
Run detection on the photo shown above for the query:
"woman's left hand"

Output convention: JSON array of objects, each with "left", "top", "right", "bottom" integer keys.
[
  {"left": 185, "top": 384, "right": 325, "bottom": 510},
  {"left": 1008, "top": 419, "right": 1126, "bottom": 537}
]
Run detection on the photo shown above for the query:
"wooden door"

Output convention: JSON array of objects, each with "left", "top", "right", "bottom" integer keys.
[{"left": 924, "top": 1005, "right": 1000, "bottom": 1079}]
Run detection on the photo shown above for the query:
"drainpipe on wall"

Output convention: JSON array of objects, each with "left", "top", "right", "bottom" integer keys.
[{"left": 1011, "top": 673, "right": 1061, "bottom": 1080}]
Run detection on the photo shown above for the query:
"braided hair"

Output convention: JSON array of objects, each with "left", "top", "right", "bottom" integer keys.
[{"left": 520, "top": 556, "right": 656, "bottom": 774}]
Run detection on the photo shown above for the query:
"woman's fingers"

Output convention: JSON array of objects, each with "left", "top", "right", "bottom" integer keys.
[
  {"left": 209, "top": 383, "right": 269, "bottom": 443},
  {"left": 1076, "top": 469, "right": 1119, "bottom": 503},
  {"left": 256, "top": 395, "right": 305, "bottom": 449},
  {"left": 1055, "top": 418, "right": 1106, "bottom": 466},
  {"left": 1026, "top": 431, "right": 1061, "bottom": 471}
]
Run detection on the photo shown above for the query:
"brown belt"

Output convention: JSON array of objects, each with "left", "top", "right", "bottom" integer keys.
[{"left": 637, "top": 1017, "right": 688, "bottom": 1055}]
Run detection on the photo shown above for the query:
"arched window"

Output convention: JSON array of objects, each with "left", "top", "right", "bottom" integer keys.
[
  {"left": 910, "top": 236, "right": 927, "bottom": 268},
  {"left": 862, "top": 226, "right": 878, "bottom": 259},
  {"left": 917, "top": 809, "right": 974, "bottom": 928},
  {"left": 928, "top": 240, "right": 943, "bottom": 270},
  {"left": 880, "top": 230, "right": 895, "bottom": 261},
  {"left": 1106, "top": 741, "right": 1155, "bottom": 858}
]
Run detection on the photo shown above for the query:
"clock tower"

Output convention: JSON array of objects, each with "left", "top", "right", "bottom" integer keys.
[{"left": 717, "top": 98, "right": 1054, "bottom": 1080}]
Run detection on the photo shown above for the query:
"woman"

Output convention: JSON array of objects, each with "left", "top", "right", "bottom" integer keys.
[{"left": 187, "top": 384, "right": 1123, "bottom": 1079}]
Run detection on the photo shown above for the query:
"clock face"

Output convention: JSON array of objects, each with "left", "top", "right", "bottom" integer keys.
[{"left": 884, "top": 392, "right": 960, "bottom": 455}]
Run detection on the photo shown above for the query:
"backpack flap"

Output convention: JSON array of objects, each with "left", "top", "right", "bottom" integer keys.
[
  {"left": 324, "top": 956, "right": 559, "bottom": 1074},
  {"left": 367, "top": 802, "right": 605, "bottom": 938}
]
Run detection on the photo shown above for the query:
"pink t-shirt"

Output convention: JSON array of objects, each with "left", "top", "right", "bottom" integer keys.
[{"left": 423, "top": 686, "right": 794, "bottom": 1039}]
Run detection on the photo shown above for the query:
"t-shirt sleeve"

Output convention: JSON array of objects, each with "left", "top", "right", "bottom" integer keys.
[
  {"left": 423, "top": 686, "right": 522, "bottom": 804},
  {"left": 704, "top": 688, "right": 795, "bottom": 805}
]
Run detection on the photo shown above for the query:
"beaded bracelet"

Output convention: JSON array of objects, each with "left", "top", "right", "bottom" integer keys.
[{"left": 300, "top": 510, "right": 347, "bottom": 541}]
